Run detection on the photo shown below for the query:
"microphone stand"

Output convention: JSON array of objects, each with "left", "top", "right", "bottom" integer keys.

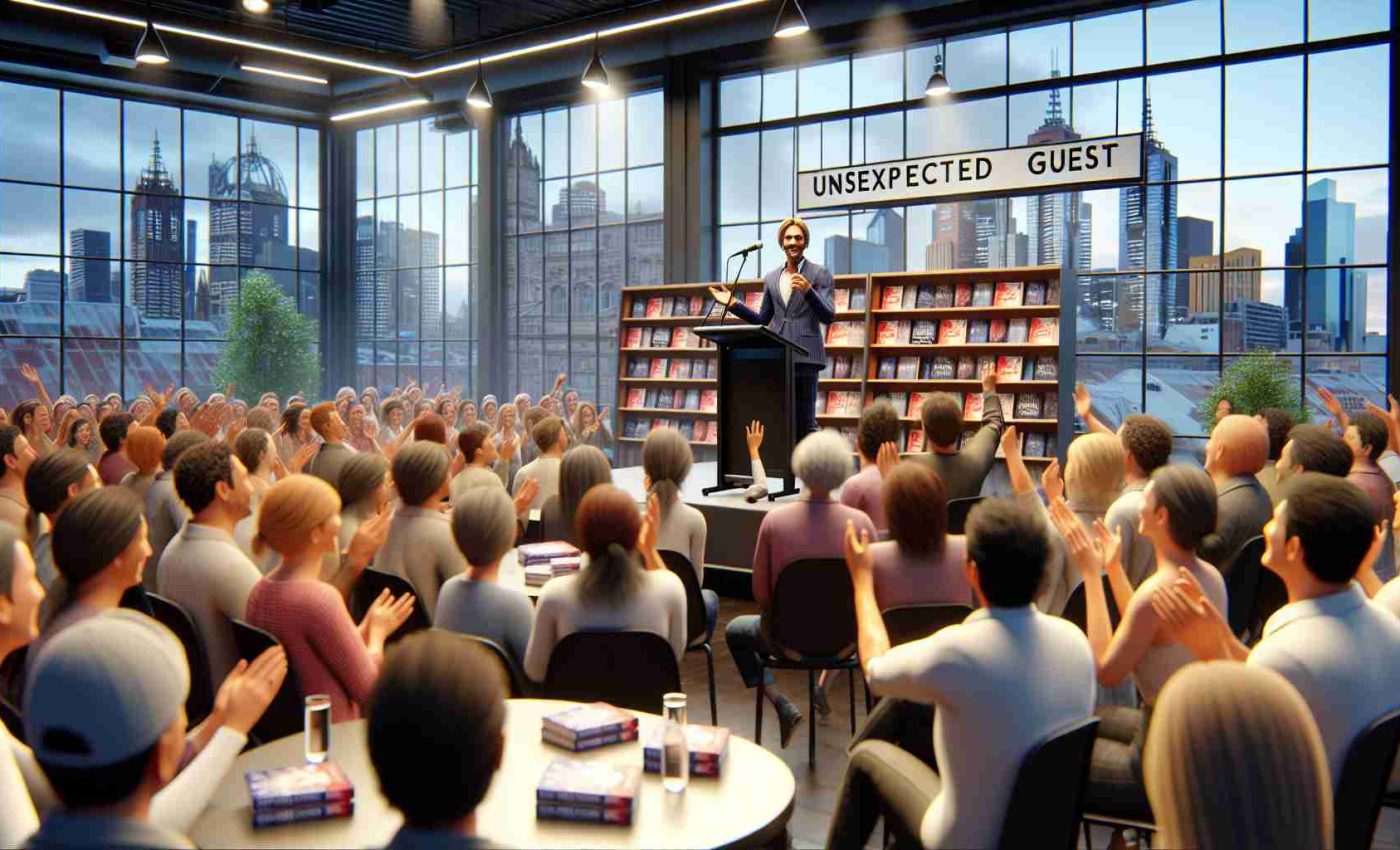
[{"left": 701, "top": 249, "right": 751, "bottom": 328}]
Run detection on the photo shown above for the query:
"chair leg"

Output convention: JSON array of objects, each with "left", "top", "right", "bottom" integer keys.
[
  {"left": 754, "top": 665, "right": 764, "bottom": 746},
  {"left": 1082, "top": 821, "right": 1092, "bottom": 850},
  {"left": 808, "top": 669, "right": 816, "bottom": 769},
  {"left": 848, "top": 667, "right": 856, "bottom": 735},
  {"left": 704, "top": 643, "right": 717, "bottom": 726}
]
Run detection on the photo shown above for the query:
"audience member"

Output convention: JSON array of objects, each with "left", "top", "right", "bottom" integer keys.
[
  {"left": 0, "top": 425, "right": 35, "bottom": 531},
  {"left": 514, "top": 416, "right": 567, "bottom": 511},
  {"left": 1277, "top": 423, "right": 1352, "bottom": 480},
  {"left": 145, "top": 431, "right": 210, "bottom": 583},
  {"left": 1200, "top": 414, "right": 1274, "bottom": 570},
  {"left": 411, "top": 413, "right": 447, "bottom": 447},
  {"left": 541, "top": 445, "right": 612, "bottom": 547},
  {"left": 0, "top": 523, "right": 43, "bottom": 847},
  {"left": 491, "top": 405, "right": 522, "bottom": 483},
  {"left": 911, "top": 370, "right": 1004, "bottom": 499},
  {"left": 517, "top": 407, "right": 549, "bottom": 468},
  {"left": 306, "top": 402, "right": 354, "bottom": 489},
  {"left": 154, "top": 408, "right": 184, "bottom": 439},
  {"left": 275, "top": 404, "right": 312, "bottom": 465},
  {"left": 1106, "top": 414, "right": 1173, "bottom": 587},
  {"left": 246, "top": 475, "right": 410, "bottom": 722},
  {"left": 1143, "top": 661, "right": 1332, "bottom": 850},
  {"left": 376, "top": 443, "right": 466, "bottom": 616},
  {"left": 24, "top": 450, "right": 100, "bottom": 589},
  {"left": 866, "top": 463, "right": 971, "bottom": 612},
  {"left": 378, "top": 399, "right": 406, "bottom": 447},
  {"left": 96, "top": 412, "right": 137, "bottom": 486},
  {"left": 1255, "top": 407, "right": 1295, "bottom": 503},
  {"left": 244, "top": 406, "right": 274, "bottom": 434},
  {"left": 828, "top": 499, "right": 1094, "bottom": 849},
  {"left": 523, "top": 485, "right": 686, "bottom": 684},
  {"left": 119, "top": 425, "right": 165, "bottom": 502},
  {"left": 157, "top": 442, "right": 261, "bottom": 693},
  {"left": 1345, "top": 411, "right": 1397, "bottom": 526},
  {"left": 1153, "top": 472, "right": 1400, "bottom": 789},
  {"left": 344, "top": 403, "right": 378, "bottom": 454},
  {"left": 63, "top": 418, "right": 93, "bottom": 457},
  {"left": 450, "top": 424, "right": 512, "bottom": 503},
  {"left": 570, "top": 402, "right": 613, "bottom": 459},
  {"left": 479, "top": 395, "right": 499, "bottom": 428},
  {"left": 840, "top": 401, "right": 900, "bottom": 534},
  {"left": 642, "top": 429, "right": 705, "bottom": 579},
  {"left": 436, "top": 487, "right": 535, "bottom": 671},
  {"left": 436, "top": 399, "right": 460, "bottom": 453},
  {"left": 726, "top": 430, "right": 876, "bottom": 746},
  {"left": 328, "top": 453, "right": 393, "bottom": 589},
  {"left": 366, "top": 631, "right": 506, "bottom": 850}
]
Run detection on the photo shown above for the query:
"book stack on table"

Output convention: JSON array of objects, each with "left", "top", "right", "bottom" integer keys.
[
  {"left": 642, "top": 724, "right": 731, "bottom": 778},
  {"left": 542, "top": 702, "right": 639, "bottom": 751},
  {"left": 519, "top": 541, "right": 583, "bottom": 587},
  {"left": 245, "top": 763, "right": 354, "bottom": 827},
  {"left": 536, "top": 758, "right": 642, "bottom": 825}
]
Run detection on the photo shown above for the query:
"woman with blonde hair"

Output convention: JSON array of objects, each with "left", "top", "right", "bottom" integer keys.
[
  {"left": 540, "top": 445, "right": 612, "bottom": 546},
  {"left": 1145, "top": 661, "right": 1331, "bottom": 849},
  {"left": 119, "top": 424, "right": 166, "bottom": 501},
  {"left": 245, "top": 475, "right": 411, "bottom": 721}
]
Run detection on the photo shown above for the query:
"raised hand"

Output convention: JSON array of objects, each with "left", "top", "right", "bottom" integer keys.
[
  {"left": 843, "top": 519, "right": 873, "bottom": 581},
  {"left": 745, "top": 419, "right": 765, "bottom": 459},
  {"left": 1092, "top": 519, "right": 1124, "bottom": 578},
  {"left": 19, "top": 363, "right": 40, "bottom": 386},
  {"left": 707, "top": 285, "right": 735, "bottom": 307},
  {"left": 450, "top": 449, "right": 467, "bottom": 479},
  {"left": 512, "top": 477, "right": 539, "bottom": 520},
  {"left": 215, "top": 647, "right": 288, "bottom": 735},
  {"left": 1042, "top": 457, "right": 1064, "bottom": 504},
  {"left": 1316, "top": 386, "right": 1348, "bottom": 430},
  {"left": 999, "top": 424, "right": 1020, "bottom": 459},
  {"left": 1049, "top": 497, "right": 1103, "bottom": 578},
  {"left": 500, "top": 429, "right": 519, "bottom": 459},
  {"left": 347, "top": 502, "right": 394, "bottom": 570},
  {"left": 1073, "top": 383, "right": 1092, "bottom": 419},
  {"left": 789, "top": 273, "right": 812, "bottom": 293},
  {"left": 876, "top": 441, "right": 900, "bottom": 478},
  {"left": 638, "top": 493, "right": 661, "bottom": 559},
  {"left": 981, "top": 367, "right": 998, "bottom": 394},
  {"left": 370, "top": 592, "right": 416, "bottom": 639},
  {"left": 289, "top": 442, "right": 318, "bottom": 474}
]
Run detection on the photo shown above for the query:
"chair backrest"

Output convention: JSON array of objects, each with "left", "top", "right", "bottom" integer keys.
[
  {"left": 1224, "top": 535, "right": 1266, "bottom": 637},
  {"left": 881, "top": 603, "right": 974, "bottom": 647},
  {"left": 348, "top": 569, "right": 432, "bottom": 642},
  {"left": 433, "top": 629, "right": 529, "bottom": 699},
  {"left": 767, "top": 558, "right": 857, "bottom": 662},
  {"left": 543, "top": 630, "right": 680, "bottom": 714},
  {"left": 118, "top": 583, "right": 153, "bottom": 617},
  {"left": 1334, "top": 707, "right": 1400, "bottom": 850},
  {"left": 998, "top": 716, "right": 1101, "bottom": 850},
  {"left": 0, "top": 697, "right": 21, "bottom": 743},
  {"left": 146, "top": 592, "right": 215, "bottom": 726},
  {"left": 1247, "top": 569, "right": 1289, "bottom": 645},
  {"left": 230, "top": 618, "right": 304, "bottom": 745},
  {"left": 1059, "top": 576, "right": 1123, "bottom": 635},
  {"left": 659, "top": 549, "right": 706, "bottom": 646},
  {"left": 946, "top": 496, "right": 984, "bottom": 535}
]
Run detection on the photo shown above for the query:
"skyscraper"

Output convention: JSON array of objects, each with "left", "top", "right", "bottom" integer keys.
[
  {"left": 1284, "top": 178, "right": 1366, "bottom": 352},
  {"left": 1024, "top": 67, "right": 1089, "bottom": 275},
  {"left": 208, "top": 131, "right": 296, "bottom": 316},
  {"left": 68, "top": 229, "right": 112, "bottom": 304},
  {"left": 1187, "top": 247, "right": 1262, "bottom": 314},
  {"left": 826, "top": 208, "right": 905, "bottom": 272},
  {"left": 1118, "top": 104, "right": 1178, "bottom": 338},
  {"left": 129, "top": 135, "right": 184, "bottom": 321},
  {"left": 1177, "top": 215, "right": 1214, "bottom": 320}
]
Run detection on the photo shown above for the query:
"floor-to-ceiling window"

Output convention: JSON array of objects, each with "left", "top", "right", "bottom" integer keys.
[
  {"left": 502, "top": 89, "right": 664, "bottom": 414},
  {"left": 0, "top": 81, "right": 321, "bottom": 408},
  {"left": 717, "top": 0, "right": 1390, "bottom": 453},
  {"left": 354, "top": 119, "right": 479, "bottom": 396}
]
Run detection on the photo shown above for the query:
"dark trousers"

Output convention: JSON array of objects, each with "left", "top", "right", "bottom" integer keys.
[
  {"left": 724, "top": 614, "right": 775, "bottom": 687},
  {"left": 796, "top": 364, "right": 820, "bottom": 436},
  {"left": 827, "top": 739, "right": 940, "bottom": 850}
]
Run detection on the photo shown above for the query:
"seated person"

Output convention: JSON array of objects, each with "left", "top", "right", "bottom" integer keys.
[
  {"left": 725, "top": 430, "right": 877, "bottom": 747},
  {"left": 306, "top": 402, "right": 354, "bottom": 490},
  {"left": 1254, "top": 407, "right": 1295, "bottom": 503},
  {"left": 436, "top": 487, "right": 535, "bottom": 671},
  {"left": 540, "top": 445, "right": 612, "bottom": 547},
  {"left": 1200, "top": 414, "right": 1274, "bottom": 570},
  {"left": 828, "top": 499, "right": 1095, "bottom": 849},
  {"left": 641, "top": 428, "right": 705, "bottom": 582},
  {"left": 367, "top": 631, "right": 506, "bottom": 850},
  {"left": 840, "top": 400, "right": 901, "bottom": 535},
  {"left": 450, "top": 424, "right": 512, "bottom": 503},
  {"left": 0, "top": 523, "right": 44, "bottom": 847},
  {"left": 867, "top": 462, "right": 971, "bottom": 612},
  {"left": 118, "top": 425, "right": 164, "bottom": 502},
  {"left": 910, "top": 370, "right": 1003, "bottom": 500},
  {"left": 1345, "top": 412, "right": 1398, "bottom": 581},
  {"left": 1276, "top": 423, "right": 1352, "bottom": 481},
  {"left": 246, "top": 475, "right": 411, "bottom": 722},
  {"left": 145, "top": 431, "right": 211, "bottom": 579},
  {"left": 324, "top": 452, "right": 393, "bottom": 593},
  {"left": 378, "top": 442, "right": 466, "bottom": 616},
  {"left": 522, "top": 485, "right": 686, "bottom": 684},
  {"left": 514, "top": 416, "right": 567, "bottom": 511},
  {"left": 1108, "top": 416, "right": 1173, "bottom": 588},
  {"left": 23, "top": 449, "right": 100, "bottom": 589}
]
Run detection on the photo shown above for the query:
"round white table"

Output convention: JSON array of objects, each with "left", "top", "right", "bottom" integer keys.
[{"left": 189, "top": 698, "right": 796, "bottom": 849}]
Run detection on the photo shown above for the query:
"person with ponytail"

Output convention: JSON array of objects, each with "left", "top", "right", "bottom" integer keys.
[
  {"left": 540, "top": 445, "right": 612, "bottom": 546},
  {"left": 0, "top": 523, "right": 44, "bottom": 846},
  {"left": 522, "top": 485, "right": 686, "bottom": 684},
  {"left": 642, "top": 428, "right": 706, "bottom": 584},
  {"left": 245, "top": 475, "right": 410, "bottom": 722},
  {"left": 23, "top": 449, "right": 100, "bottom": 589}
]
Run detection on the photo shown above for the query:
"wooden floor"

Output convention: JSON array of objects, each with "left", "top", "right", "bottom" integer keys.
[{"left": 686, "top": 596, "right": 1400, "bottom": 850}]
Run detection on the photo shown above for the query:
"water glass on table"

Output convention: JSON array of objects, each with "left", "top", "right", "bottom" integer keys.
[
  {"left": 304, "top": 694, "right": 331, "bottom": 764},
  {"left": 662, "top": 692, "right": 689, "bottom": 793}
]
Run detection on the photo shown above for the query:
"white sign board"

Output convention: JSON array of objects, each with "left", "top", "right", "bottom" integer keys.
[{"left": 796, "top": 133, "right": 1143, "bottom": 211}]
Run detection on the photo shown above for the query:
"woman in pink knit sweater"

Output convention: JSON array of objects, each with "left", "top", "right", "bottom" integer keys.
[{"left": 245, "top": 475, "right": 412, "bottom": 721}]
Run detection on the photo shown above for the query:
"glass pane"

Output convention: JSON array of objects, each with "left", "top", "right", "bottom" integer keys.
[
  {"left": 0, "top": 255, "right": 58, "bottom": 335},
  {"left": 444, "top": 187, "right": 469, "bottom": 265},
  {"left": 1074, "top": 8, "right": 1143, "bottom": 75},
  {"left": 356, "top": 129, "right": 374, "bottom": 199},
  {"left": 1146, "top": 67, "right": 1220, "bottom": 181},
  {"left": 597, "top": 98, "right": 625, "bottom": 173},
  {"left": 1175, "top": 181, "right": 1222, "bottom": 269},
  {"left": 847, "top": 209, "right": 904, "bottom": 273},
  {"left": 1302, "top": 267, "right": 1375, "bottom": 352},
  {"left": 718, "top": 224, "right": 759, "bottom": 274},
  {"left": 445, "top": 125, "right": 469, "bottom": 188},
  {"left": 910, "top": 97, "right": 1005, "bottom": 157},
  {"left": 543, "top": 178, "right": 568, "bottom": 230},
  {"left": 420, "top": 265, "right": 442, "bottom": 340},
  {"left": 1226, "top": 175, "right": 1300, "bottom": 267},
  {"left": 1308, "top": 45, "right": 1389, "bottom": 170},
  {"left": 1225, "top": 0, "right": 1302, "bottom": 52},
  {"left": 720, "top": 73, "right": 761, "bottom": 127},
  {"left": 0, "top": 182, "right": 59, "bottom": 255},
  {"left": 806, "top": 213, "right": 850, "bottom": 274},
  {"left": 943, "top": 31, "right": 1006, "bottom": 94},
  {"left": 63, "top": 92, "right": 120, "bottom": 190},
  {"left": 1305, "top": 358, "right": 1386, "bottom": 423},
  {"left": 759, "top": 128, "right": 794, "bottom": 222},
  {"left": 445, "top": 266, "right": 471, "bottom": 338},
  {"left": 183, "top": 264, "right": 215, "bottom": 335},
  {"left": 1010, "top": 21, "right": 1071, "bottom": 84},
  {"left": 852, "top": 51, "right": 902, "bottom": 108},
  {"left": 65, "top": 188, "right": 121, "bottom": 261},
  {"left": 762, "top": 69, "right": 796, "bottom": 122},
  {"left": 375, "top": 124, "right": 396, "bottom": 197},
  {"left": 125, "top": 338, "right": 181, "bottom": 398},
  {"left": 1077, "top": 274, "right": 1145, "bottom": 352},
  {"left": 242, "top": 203, "right": 294, "bottom": 268},
  {"left": 625, "top": 220, "right": 661, "bottom": 287},
  {"left": 1074, "top": 356, "right": 1143, "bottom": 429},
  {"left": 61, "top": 339, "right": 117, "bottom": 405},
  {"left": 858, "top": 112, "right": 903, "bottom": 165},
  {"left": 719, "top": 133, "right": 758, "bottom": 225},
  {"left": 1309, "top": 0, "right": 1390, "bottom": 40},
  {"left": 418, "top": 119, "right": 441, "bottom": 193},
  {"left": 64, "top": 237, "right": 118, "bottom": 328},
  {"left": 627, "top": 166, "right": 663, "bottom": 220},
  {"left": 376, "top": 197, "right": 397, "bottom": 267},
  {"left": 398, "top": 193, "right": 420, "bottom": 265},
  {"left": 1225, "top": 57, "right": 1301, "bottom": 176},
  {"left": 571, "top": 177, "right": 600, "bottom": 229},
  {"left": 596, "top": 171, "right": 624, "bottom": 225},
  {"left": 397, "top": 268, "right": 419, "bottom": 338},
  {"left": 183, "top": 340, "right": 224, "bottom": 398},
  {"left": 0, "top": 82, "right": 58, "bottom": 183},
  {"left": 1073, "top": 79, "right": 1139, "bottom": 139},
  {"left": 397, "top": 342, "right": 419, "bottom": 387},
  {"left": 1011, "top": 88, "right": 1069, "bottom": 147},
  {"left": 799, "top": 58, "right": 850, "bottom": 116},
  {"left": 821, "top": 120, "right": 851, "bottom": 168},
  {"left": 1148, "top": 0, "right": 1220, "bottom": 65},
  {"left": 570, "top": 103, "right": 597, "bottom": 175},
  {"left": 397, "top": 120, "right": 419, "bottom": 196},
  {"left": 242, "top": 119, "right": 296, "bottom": 207},
  {"left": 127, "top": 261, "right": 183, "bottom": 336},
  {"left": 1146, "top": 355, "right": 1219, "bottom": 434},
  {"left": 1321, "top": 168, "right": 1387, "bottom": 265},
  {"left": 420, "top": 190, "right": 443, "bottom": 266},
  {"left": 627, "top": 90, "right": 663, "bottom": 167},
  {"left": 298, "top": 208, "right": 320, "bottom": 271},
  {"left": 1219, "top": 274, "right": 1291, "bottom": 352},
  {"left": 124, "top": 102, "right": 181, "bottom": 194},
  {"left": 543, "top": 108, "right": 568, "bottom": 180},
  {"left": 184, "top": 110, "right": 236, "bottom": 199}
]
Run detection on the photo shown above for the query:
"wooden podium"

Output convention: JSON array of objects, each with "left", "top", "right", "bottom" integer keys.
[{"left": 691, "top": 323, "right": 806, "bottom": 500}]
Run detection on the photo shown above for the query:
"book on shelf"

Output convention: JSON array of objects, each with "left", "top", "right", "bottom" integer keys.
[
  {"left": 623, "top": 420, "right": 645, "bottom": 439},
  {"left": 910, "top": 320, "right": 939, "bottom": 345},
  {"left": 252, "top": 800, "right": 353, "bottom": 827},
  {"left": 1023, "top": 432, "right": 1048, "bottom": 459},
  {"left": 650, "top": 327, "right": 673, "bottom": 348},
  {"left": 644, "top": 297, "right": 664, "bottom": 318},
  {"left": 900, "top": 286, "right": 918, "bottom": 309},
  {"left": 830, "top": 355, "right": 850, "bottom": 379},
  {"left": 914, "top": 285, "right": 936, "bottom": 308},
  {"left": 641, "top": 389, "right": 657, "bottom": 408},
  {"left": 996, "top": 355, "right": 1023, "bottom": 381},
  {"left": 976, "top": 355, "right": 997, "bottom": 378},
  {"left": 1024, "top": 280, "right": 1047, "bottom": 306},
  {"left": 967, "top": 319, "right": 990, "bottom": 344},
  {"left": 246, "top": 763, "right": 354, "bottom": 811},
  {"left": 955, "top": 356, "right": 976, "bottom": 379},
  {"left": 993, "top": 281, "right": 1024, "bottom": 306},
  {"left": 827, "top": 323, "right": 851, "bottom": 346},
  {"left": 743, "top": 291, "right": 763, "bottom": 309},
  {"left": 648, "top": 359, "right": 669, "bottom": 379},
  {"left": 1044, "top": 434, "right": 1057, "bottom": 456},
  {"left": 963, "top": 393, "right": 983, "bottom": 419},
  {"left": 1014, "top": 393, "right": 1044, "bottom": 419},
  {"left": 623, "top": 328, "right": 643, "bottom": 349},
  {"left": 677, "top": 420, "right": 695, "bottom": 440},
  {"left": 875, "top": 320, "right": 909, "bottom": 345},
  {"left": 876, "top": 357, "right": 897, "bottom": 379},
  {"left": 997, "top": 393, "right": 1016, "bottom": 419},
  {"left": 672, "top": 296, "right": 691, "bottom": 318},
  {"left": 1043, "top": 391, "right": 1059, "bottom": 419},
  {"left": 880, "top": 285, "right": 904, "bottom": 310},
  {"left": 928, "top": 356, "right": 956, "bottom": 379},
  {"left": 907, "top": 391, "right": 929, "bottom": 418},
  {"left": 1028, "top": 317, "right": 1058, "bottom": 344},
  {"left": 938, "top": 319, "right": 967, "bottom": 346},
  {"left": 670, "top": 328, "right": 690, "bottom": 349},
  {"left": 933, "top": 284, "right": 955, "bottom": 308},
  {"left": 626, "top": 389, "right": 645, "bottom": 408},
  {"left": 988, "top": 318, "right": 1008, "bottom": 343},
  {"left": 629, "top": 299, "right": 646, "bottom": 318},
  {"left": 1006, "top": 318, "right": 1029, "bottom": 343},
  {"left": 849, "top": 287, "right": 867, "bottom": 310},
  {"left": 833, "top": 289, "right": 850, "bottom": 311},
  {"left": 643, "top": 724, "right": 732, "bottom": 778},
  {"left": 906, "top": 427, "right": 925, "bottom": 452},
  {"left": 971, "top": 281, "right": 995, "bottom": 307},
  {"left": 881, "top": 392, "right": 909, "bottom": 414},
  {"left": 693, "top": 420, "right": 710, "bottom": 443},
  {"left": 627, "top": 358, "right": 649, "bottom": 378},
  {"left": 668, "top": 359, "right": 692, "bottom": 379},
  {"left": 896, "top": 356, "right": 919, "bottom": 379},
  {"left": 1046, "top": 280, "right": 1061, "bottom": 305},
  {"left": 847, "top": 322, "right": 867, "bottom": 345},
  {"left": 700, "top": 390, "right": 717, "bottom": 412},
  {"left": 683, "top": 389, "right": 701, "bottom": 410},
  {"left": 815, "top": 393, "right": 827, "bottom": 414},
  {"left": 953, "top": 283, "right": 973, "bottom": 307}
]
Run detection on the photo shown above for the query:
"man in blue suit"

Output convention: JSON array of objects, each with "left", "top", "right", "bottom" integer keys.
[{"left": 708, "top": 217, "right": 836, "bottom": 437}]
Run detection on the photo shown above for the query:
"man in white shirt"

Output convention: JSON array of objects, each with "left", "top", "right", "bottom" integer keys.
[
  {"left": 513, "top": 416, "right": 567, "bottom": 511},
  {"left": 1155, "top": 472, "right": 1400, "bottom": 789},
  {"left": 828, "top": 498, "right": 1096, "bottom": 849}
]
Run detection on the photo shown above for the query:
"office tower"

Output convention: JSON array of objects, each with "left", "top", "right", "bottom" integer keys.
[
  {"left": 1118, "top": 104, "right": 1178, "bottom": 338},
  {"left": 826, "top": 208, "right": 905, "bottom": 273},
  {"left": 1024, "top": 66, "right": 1089, "bottom": 276},
  {"left": 1284, "top": 178, "right": 1366, "bottom": 352},
  {"left": 1187, "top": 247, "right": 1263, "bottom": 314},
  {"left": 128, "top": 135, "right": 185, "bottom": 321},
  {"left": 68, "top": 229, "right": 113, "bottom": 304},
  {"left": 208, "top": 131, "right": 295, "bottom": 316},
  {"left": 184, "top": 220, "right": 200, "bottom": 320},
  {"left": 23, "top": 269, "right": 63, "bottom": 302},
  {"left": 1177, "top": 215, "right": 1214, "bottom": 321}
]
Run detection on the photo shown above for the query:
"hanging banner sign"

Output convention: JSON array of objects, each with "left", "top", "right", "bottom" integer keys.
[{"left": 796, "top": 133, "right": 1143, "bottom": 212}]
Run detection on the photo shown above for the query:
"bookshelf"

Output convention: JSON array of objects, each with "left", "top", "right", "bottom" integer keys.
[
  {"left": 813, "top": 275, "right": 875, "bottom": 439},
  {"left": 856, "top": 266, "right": 1063, "bottom": 462}
]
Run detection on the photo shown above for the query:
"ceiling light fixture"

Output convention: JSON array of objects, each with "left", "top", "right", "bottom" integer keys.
[
  {"left": 242, "top": 0, "right": 269, "bottom": 13},
  {"left": 772, "top": 0, "right": 809, "bottom": 38},
  {"left": 241, "top": 62, "right": 328, "bottom": 84},
  {"left": 580, "top": 36, "right": 609, "bottom": 91},
  {"left": 330, "top": 93, "right": 429, "bottom": 122},
  {"left": 924, "top": 42, "right": 949, "bottom": 97},
  {"left": 134, "top": 8, "right": 169, "bottom": 64},
  {"left": 465, "top": 60, "right": 492, "bottom": 109}
]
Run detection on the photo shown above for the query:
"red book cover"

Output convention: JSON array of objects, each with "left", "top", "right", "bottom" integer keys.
[
  {"left": 963, "top": 392, "right": 983, "bottom": 419},
  {"left": 907, "top": 391, "right": 928, "bottom": 418},
  {"left": 953, "top": 283, "right": 973, "bottom": 307},
  {"left": 938, "top": 319, "right": 967, "bottom": 345},
  {"left": 988, "top": 319, "right": 1008, "bottom": 343},
  {"left": 906, "top": 428, "right": 925, "bottom": 452},
  {"left": 623, "top": 328, "right": 642, "bottom": 349},
  {"left": 827, "top": 323, "right": 851, "bottom": 345},
  {"left": 693, "top": 420, "right": 709, "bottom": 443},
  {"left": 671, "top": 328, "right": 690, "bottom": 349},
  {"left": 537, "top": 757, "right": 642, "bottom": 807},
  {"left": 644, "top": 297, "right": 663, "bottom": 318},
  {"left": 246, "top": 763, "right": 354, "bottom": 810},
  {"left": 1028, "top": 317, "right": 1058, "bottom": 344},
  {"left": 996, "top": 355, "right": 1023, "bottom": 381},
  {"left": 743, "top": 291, "right": 763, "bottom": 310},
  {"left": 880, "top": 285, "right": 904, "bottom": 310},
  {"left": 993, "top": 281, "right": 1024, "bottom": 306},
  {"left": 700, "top": 390, "right": 717, "bottom": 412},
  {"left": 874, "top": 321, "right": 902, "bottom": 345},
  {"left": 625, "top": 389, "right": 645, "bottom": 408},
  {"left": 648, "top": 359, "right": 669, "bottom": 378}
]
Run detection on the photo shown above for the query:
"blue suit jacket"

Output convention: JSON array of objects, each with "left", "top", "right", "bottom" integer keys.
[{"left": 727, "top": 259, "right": 837, "bottom": 368}]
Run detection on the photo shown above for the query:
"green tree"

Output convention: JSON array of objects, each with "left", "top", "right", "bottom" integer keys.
[
  {"left": 1199, "top": 350, "right": 1309, "bottom": 432},
  {"left": 213, "top": 270, "right": 320, "bottom": 399}
]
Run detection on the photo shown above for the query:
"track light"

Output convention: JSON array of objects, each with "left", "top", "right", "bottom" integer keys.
[
  {"left": 580, "top": 38, "right": 609, "bottom": 91},
  {"left": 134, "top": 17, "right": 169, "bottom": 64},
  {"left": 772, "top": 0, "right": 809, "bottom": 38},
  {"left": 242, "top": 0, "right": 269, "bottom": 13},
  {"left": 465, "top": 63, "right": 492, "bottom": 109}
]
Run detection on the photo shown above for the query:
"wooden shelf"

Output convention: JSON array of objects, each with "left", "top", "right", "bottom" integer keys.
[
  {"left": 622, "top": 316, "right": 720, "bottom": 326},
  {"left": 621, "top": 347, "right": 717, "bottom": 355},
  {"left": 867, "top": 379, "right": 1058, "bottom": 389},
  {"left": 620, "top": 376, "right": 715, "bottom": 384},
  {"left": 871, "top": 265, "right": 1060, "bottom": 284},
  {"left": 619, "top": 436, "right": 714, "bottom": 446},
  {"left": 888, "top": 417, "right": 1059, "bottom": 427},
  {"left": 619, "top": 407, "right": 715, "bottom": 417},
  {"left": 818, "top": 378, "right": 863, "bottom": 386},
  {"left": 870, "top": 306, "right": 1061, "bottom": 319},
  {"left": 869, "top": 343, "right": 1057, "bottom": 353},
  {"left": 824, "top": 344, "right": 866, "bottom": 352},
  {"left": 833, "top": 310, "right": 865, "bottom": 320}
]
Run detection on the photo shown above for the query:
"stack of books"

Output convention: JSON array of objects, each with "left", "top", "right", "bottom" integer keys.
[
  {"left": 245, "top": 763, "right": 354, "bottom": 827},
  {"left": 542, "top": 702, "right": 640, "bottom": 751},
  {"left": 536, "top": 758, "right": 642, "bottom": 825},
  {"left": 518, "top": 541, "right": 583, "bottom": 587},
  {"left": 643, "top": 724, "right": 731, "bottom": 778}
]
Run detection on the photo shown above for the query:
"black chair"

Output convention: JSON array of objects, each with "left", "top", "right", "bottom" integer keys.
[
  {"left": 1060, "top": 576, "right": 1123, "bottom": 635},
  {"left": 434, "top": 629, "right": 529, "bottom": 698},
  {"left": 230, "top": 619, "right": 304, "bottom": 745},
  {"left": 1246, "top": 569, "right": 1288, "bottom": 646},
  {"left": 118, "top": 583, "right": 153, "bottom": 617},
  {"left": 1223, "top": 535, "right": 1265, "bottom": 638},
  {"left": 147, "top": 592, "right": 215, "bottom": 726},
  {"left": 660, "top": 549, "right": 718, "bottom": 724},
  {"left": 1334, "top": 708, "right": 1400, "bottom": 850},
  {"left": 542, "top": 631, "right": 681, "bottom": 715},
  {"left": 0, "top": 644, "right": 26, "bottom": 710},
  {"left": 0, "top": 697, "right": 21, "bottom": 743},
  {"left": 999, "top": 717, "right": 1101, "bottom": 850},
  {"left": 756, "top": 558, "right": 865, "bottom": 767},
  {"left": 945, "top": 496, "right": 983, "bottom": 535},
  {"left": 348, "top": 569, "right": 432, "bottom": 642},
  {"left": 881, "top": 603, "right": 973, "bottom": 647}
]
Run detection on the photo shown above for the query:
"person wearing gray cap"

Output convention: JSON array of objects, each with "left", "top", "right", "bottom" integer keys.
[{"left": 0, "top": 522, "right": 45, "bottom": 847}]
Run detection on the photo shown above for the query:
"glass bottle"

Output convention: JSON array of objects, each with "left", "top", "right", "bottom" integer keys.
[{"left": 661, "top": 692, "right": 689, "bottom": 793}]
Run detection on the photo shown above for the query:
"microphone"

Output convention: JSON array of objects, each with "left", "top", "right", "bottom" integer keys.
[{"left": 728, "top": 241, "right": 763, "bottom": 257}]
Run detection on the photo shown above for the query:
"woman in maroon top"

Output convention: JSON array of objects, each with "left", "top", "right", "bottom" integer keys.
[{"left": 246, "top": 474, "right": 410, "bottom": 721}]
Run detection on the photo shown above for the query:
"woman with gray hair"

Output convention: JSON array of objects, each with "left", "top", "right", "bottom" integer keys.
[
  {"left": 435, "top": 487, "right": 536, "bottom": 670},
  {"left": 377, "top": 443, "right": 466, "bottom": 617},
  {"left": 725, "top": 429, "right": 877, "bottom": 747},
  {"left": 540, "top": 445, "right": 612, "bottom": 546},
  {"left": 321, "top": 453, "right": 393, "bottom": 593}
]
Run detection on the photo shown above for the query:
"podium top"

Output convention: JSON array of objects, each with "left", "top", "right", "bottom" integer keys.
[{"left": 692, "top": 323, "right": 810, "bottom": 358}]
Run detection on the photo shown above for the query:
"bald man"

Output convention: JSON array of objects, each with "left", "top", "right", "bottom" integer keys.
[{"left": 1200, "top": 414, "right": 1275, "bottom": 571}]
